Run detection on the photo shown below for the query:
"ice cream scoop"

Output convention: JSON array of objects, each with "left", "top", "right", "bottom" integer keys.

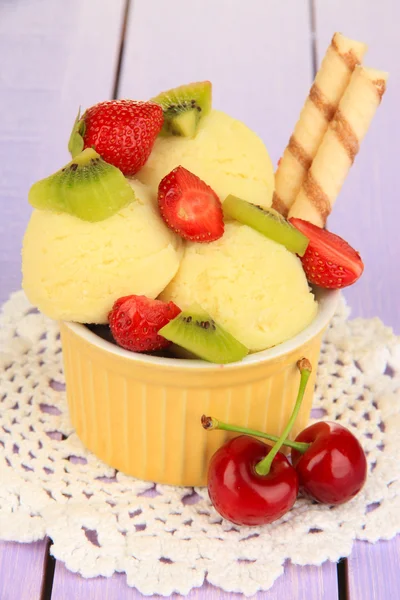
[
  {"left": 136, "top": 110, "right": 275, "bottom": 208},
  {"left": 22, "top": 180, "right": 183, "bottom": 323},
  {"left": 160, "top": 222, "right": 317, "bottom": 352}
]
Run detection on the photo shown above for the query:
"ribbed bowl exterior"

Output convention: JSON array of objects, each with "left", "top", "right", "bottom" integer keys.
[{"left": 60, "top": 322, "right": 324, "bottom": 487}]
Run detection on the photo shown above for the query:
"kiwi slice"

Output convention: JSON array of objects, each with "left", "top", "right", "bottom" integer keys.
[
  {"left": 159, "top": 305, "right": 249, "bottom": 364},
  {"left": 223, "top": 195, "right": 309, "bottom": 256},
  {"left": 28, "top": 148, "right": 135, "bottom": 222},
  {"left": 151, "top": 81, "right": 212, "bottom": 138}
]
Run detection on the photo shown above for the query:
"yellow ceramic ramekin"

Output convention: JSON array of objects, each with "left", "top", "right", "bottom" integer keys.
[{"left": 60, "top": 289, "right": 339, "bottom": 487}]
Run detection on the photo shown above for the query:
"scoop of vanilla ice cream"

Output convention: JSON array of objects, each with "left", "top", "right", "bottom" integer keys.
[
  {"left": 161, "top": 222, "right": 317, "bottom": 352},
  {"left": 136, "top": 110, "right": 275, "bottom": 208},
  {"left": 22, "top": 180, "right": 183, "bottom": 323}
]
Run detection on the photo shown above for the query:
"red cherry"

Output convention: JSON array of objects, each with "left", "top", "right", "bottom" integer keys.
[
  {"left": 291, "top": 422, "right": 367, "bottom": 505},
  {"left": 204, "top": 358, "right": 312, "bottom": 526},
  {"left": 207, "top": 435, "right": 299, "bottom": 526}
]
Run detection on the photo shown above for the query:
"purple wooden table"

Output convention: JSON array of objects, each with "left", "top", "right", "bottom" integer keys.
[{"left": 1, "top": 1, "right": 399, "bottom": 598}]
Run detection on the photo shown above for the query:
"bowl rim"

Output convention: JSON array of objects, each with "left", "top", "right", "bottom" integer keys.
[{"left": 63, "top": 288, "right": 340, "bottom": 370}]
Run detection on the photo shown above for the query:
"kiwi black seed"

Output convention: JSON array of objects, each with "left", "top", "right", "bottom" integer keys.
[
  {"left": 159, "top": 305, "right": 248, "bottom": 364},
  {"left": 28, "top": 148, "right": 135, "bottom": 222},
  {"left": 223, "top": 195, "right": 309, "bottom": 256},
  {"left": 151, "top": 81, "right": 212, "bottom": 138}
]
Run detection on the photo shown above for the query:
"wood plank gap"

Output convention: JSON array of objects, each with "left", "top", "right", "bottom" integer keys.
[
  {"left": 337, "top": 558, "right": 349, "bottom": 600},
  {"left": 309, "top": 0, "right": 318, "bottom": 77},
  {"left": 40, "top": 539, "right": 56, "bottom": 600},
  {"left": 112, "top": 0, "right": 132, "bottom": 99}
]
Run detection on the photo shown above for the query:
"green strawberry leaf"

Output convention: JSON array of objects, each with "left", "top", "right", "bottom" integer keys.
[{"left": 68, "top": 108, "right": 86, "bottom": 158}]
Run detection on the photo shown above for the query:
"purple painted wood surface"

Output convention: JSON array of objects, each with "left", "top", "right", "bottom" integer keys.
[
  {"left": 347, "top": 539, "right": 400, "bottom": 599},
  {"left": 52, "top": 560, "right": 339, "bottom": 600},
  {"left": 0, "top": 540, "right": 48, "bottom": 600},
  {"left": 0, "top": 0, "right": 399, "bottom": 598}
]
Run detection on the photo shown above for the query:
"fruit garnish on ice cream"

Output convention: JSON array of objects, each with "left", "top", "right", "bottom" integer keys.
[
  {"left": 23, "top": 41, "right": 386, "bottom": 342},
  {"left": 28, "top": 148, "right": 135, "bottom": 222},
  {"left": 108, "top": 295, "right": 181, "bottom": 352},
  {"left": 223, "top": 194, "right": 309, "bottom": 256},
  {"left": 158, "top": 166, "right": 224, "bottom": 242},
  {"left": 159, "top": 305, "right": 249, "bottom": 364},
  {"left": 151, "top": 81, "right": 212, "bottom": 138},
  {"left": 68, "top": 99, "right": 164, "bottom": 175},
  {"left": 290, "top": 218, "right": 364, "bottom": 289}
]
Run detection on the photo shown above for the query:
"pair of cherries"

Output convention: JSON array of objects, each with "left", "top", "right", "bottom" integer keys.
[{"left": 202, "top": 358, "right": 367, "bottom": 527}]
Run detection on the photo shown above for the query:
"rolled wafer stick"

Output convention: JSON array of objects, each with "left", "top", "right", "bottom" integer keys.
[
  {"left": 288, "top": 66, "right": 388, "bottom": 227},
  {"left": 272, "top": 33, "right": 367, "bottom": 217}
]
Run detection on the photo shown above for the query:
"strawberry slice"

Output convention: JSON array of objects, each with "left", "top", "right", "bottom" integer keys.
[
  {"left": 158, "top": 166, "right": 224, "bottom": 242},
  {"left": 108, "top": 295, "right": 181, "bottom": 353},
  {"left": 289, "top": 218, "right": 364, "bottom": 289}
]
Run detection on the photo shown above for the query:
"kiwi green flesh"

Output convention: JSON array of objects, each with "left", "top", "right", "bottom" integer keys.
[
  {"left": 159, "top": 306, "right": 249, "bottom": 364},
  {"left": 28, "top": 148, "right": 135, "bottom": 222},
  {"left": 167, "top": 109, "right": 198, "bottom": 137},
  {"left": 151, "top": 81, "right": 212, "bottom": 137},
  {"left": 223, "top": 195, "right": 309, "bottom": 256}
]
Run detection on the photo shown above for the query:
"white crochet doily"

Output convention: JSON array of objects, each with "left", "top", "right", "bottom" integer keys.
[{"left": 0, "top": 291, "right": 399, "bottom": 596}]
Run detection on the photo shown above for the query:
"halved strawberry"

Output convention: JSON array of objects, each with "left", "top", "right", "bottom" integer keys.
[
  {"left": 158, "top": 166, "right": 224, "bottom": 242},
  {"left": 108, "top": 295, "right": 181, "bottom": 353},
  {"left": 289, "top": 218, "right": 364, "bottom": 289}
]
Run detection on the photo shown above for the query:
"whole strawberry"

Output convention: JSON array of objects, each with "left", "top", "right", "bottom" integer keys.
[
  {"left": 108, "top": 295, "right": 181, "bottom": 353},
  {"left": 68, "top": 100, "right": 164, "bottom": 176},
  {"left": 289, "top": 218, "right": 364, "bottom": 289}
]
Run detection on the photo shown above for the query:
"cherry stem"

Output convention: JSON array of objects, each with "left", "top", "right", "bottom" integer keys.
[
  {"left": 254, "top": 357, "right": 312, "bottom": 476},
  {"left": 201, "top": 417, "right": 310, "bottom": 453}
]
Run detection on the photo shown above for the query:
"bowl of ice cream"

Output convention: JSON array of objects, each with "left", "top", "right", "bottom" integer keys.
[
  {"left": 59, "top": 286, "right": 338, "bottom": 487},
  {"left": 21, "top": 67, "right": 375, "bottom": 487},
  {"left": 23, "top": 184, "right": 329, "bottom": 486}
]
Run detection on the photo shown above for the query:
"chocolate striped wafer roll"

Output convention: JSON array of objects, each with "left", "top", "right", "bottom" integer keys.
[
  {"left": 272, "top": 33, "right": 367, "bottom": 217},
  {"left": 288, "top": 66, "right": 388, "bottom": 227}
]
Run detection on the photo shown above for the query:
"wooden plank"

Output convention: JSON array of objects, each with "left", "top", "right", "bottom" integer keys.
[
  {"left": 119, "top": 0, "right": 313, "bottom": 164},
  {"left": 314, "top": 0, "right": 400, "bottom": 332},
  {"left": 51, "top": 559, "right": 339, "bottom": 600},
  {"left": 269, "top": 562, "right": 339, "bottom": 600},
  {"left": 0, "top": 0, "right": 125, "bottom": 305},
  {"left": 0, "top": 539, "right": 48, "bottom": 600},
  {"left": 346, "top": 539, "right": 400, "bottom": 600}
]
